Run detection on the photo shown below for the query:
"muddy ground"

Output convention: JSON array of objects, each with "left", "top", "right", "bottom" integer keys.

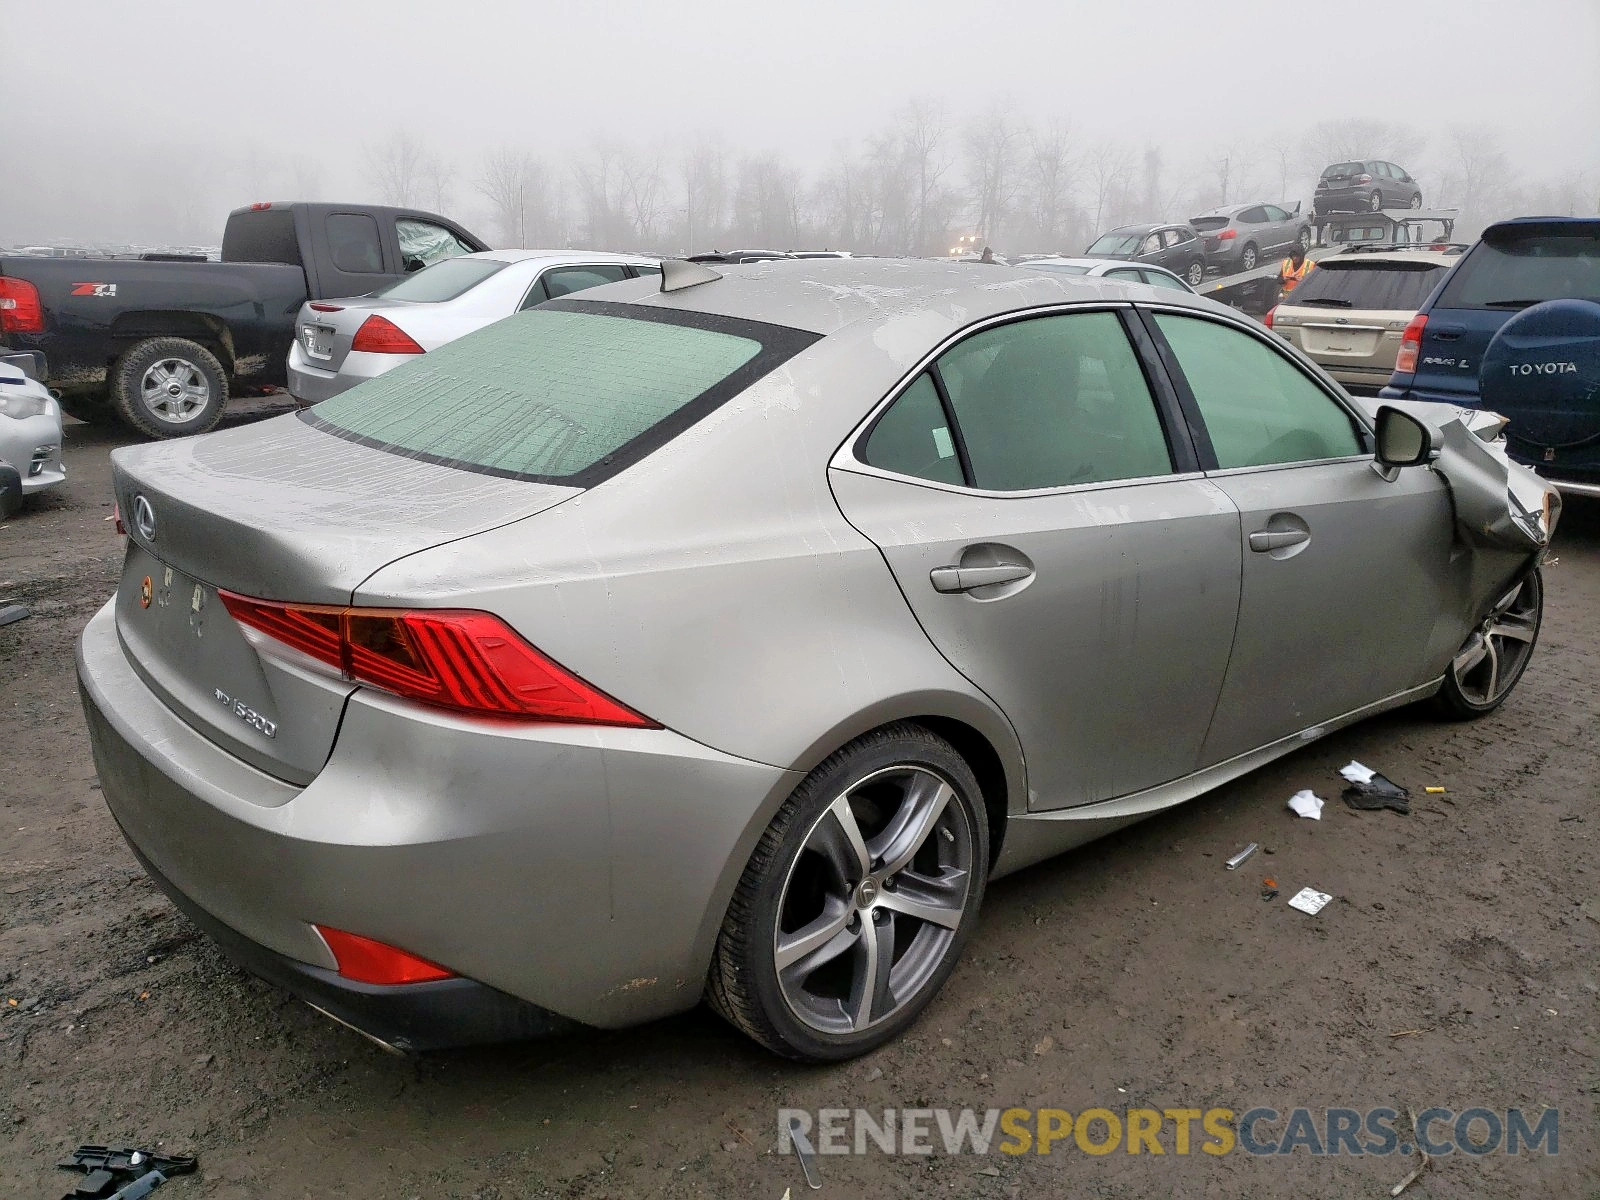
[{"left": 2, "top": 409, "right": 1596, "bottom": 1199}]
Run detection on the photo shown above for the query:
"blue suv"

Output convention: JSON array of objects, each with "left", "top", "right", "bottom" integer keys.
[{"left": 1381, "top": 216, "right": 1600, "bottom": 498}]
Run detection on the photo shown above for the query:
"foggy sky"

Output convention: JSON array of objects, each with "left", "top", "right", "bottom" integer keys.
[{"left": 2, "top": 0, "right": 1597, "bottom": 246}]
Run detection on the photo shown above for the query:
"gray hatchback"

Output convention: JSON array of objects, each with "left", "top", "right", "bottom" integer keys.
[{"left": 79, "top": 259, "right": 1556, "bottom": 1060}]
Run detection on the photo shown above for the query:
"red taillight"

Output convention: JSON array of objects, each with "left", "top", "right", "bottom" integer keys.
[
  {"left": 218, "top": 591, "right": 657, "bottom": 726},
  {"left": 1395, "top": 314, "right": 1428, "bottom": 374},
  {"left": 112, "top": 500, "right": 126, "bottom": 535},
  {"left": 1263, "top": 306, "right": 1276, "bottom": 328},
  {"left": 315, "top": 926, "right": 454, "bottom": 985},
  {"left": 308, "top": 302, "right": 343, "bottom": 313},
  {"left": 0, "top": 277, "right": 44, "bottom": 334},
  {"left": 350, "top": 314, "right": 424, "bottom": 354},
  {"left": 1356, "top": 173, "right": 1372, "bottom": 184},
  {"left": 1217, "top": 228, "right": 1237, "bottom": 241},
  {"left": 250, "top": 202, "right": 273, "bottom": 211}
]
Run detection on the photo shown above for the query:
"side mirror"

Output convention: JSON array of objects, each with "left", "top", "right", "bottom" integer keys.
[{"left": 1374, "top": 405, "right": 1435, "bottom": 467}]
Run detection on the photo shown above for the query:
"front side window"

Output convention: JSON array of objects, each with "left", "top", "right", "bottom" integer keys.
[
  {"left": 1140, "top": 234, "right": 1162, "bottom": 255},
  {"left": 305, "top": 302, "right": 813, "bottom": 484},
  {"left": 1153, "top": 313, "right": 1364, "bottom": 469},
  {"left": 396, "top": 218, "right": 476, "bottom": 270},
  {"left": 934, "top": 311, "right": 1174, "bottom": 490},
  {"left": 326, "top": 213, "right": 384, "bottom": 273},
  {"left": 861, "top": 373, "right": 962, "bottom": 485}
]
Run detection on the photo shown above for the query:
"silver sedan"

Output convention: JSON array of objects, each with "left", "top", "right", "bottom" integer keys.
[
  {"left": 81, "top": 259, "right": 1556, "bottom": 1060},
  {"left": 0, "top": 355, "right": 64, "bottom": 517},
  {"left": 1017, "top": 256, "right": 1196, "bottom": 292},
  {"left": 285, "top": 250, "right": 660, "bottom": 404}
]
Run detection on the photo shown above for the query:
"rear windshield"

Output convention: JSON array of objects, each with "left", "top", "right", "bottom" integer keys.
[
  {"left": 221, "top": 209, "right": 300, "bottom": 266},
  {"left": 1289, "top": 261, "right": 1448, "bottom": 311},
  {"left": 1190, "top": 216, "right": 1230, "bottom": 232},
  {"left": 1088, "top": 232, "right": 1142, "bottom": 255},
  {"left": 302, "top": 300, "right": 816, "bottom": 486},
  {"left": 1434, "top": 233, "right": 1600, "bottom": 309},
  {"left": 1324, "top": 162, "right": 1363, "bottom": 178},
  {"left": 372, "top": 257, "right": 507, "bottom": 302}
]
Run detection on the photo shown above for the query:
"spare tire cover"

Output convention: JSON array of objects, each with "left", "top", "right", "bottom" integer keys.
[{"left": 1479, "top": 298, "right": 1600, "bottom": 450}]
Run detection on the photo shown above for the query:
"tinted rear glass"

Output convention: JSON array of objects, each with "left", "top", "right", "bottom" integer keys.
[
  {"left": 372, "top": 257, "right": 508, "bottom": 302},
  {"left": 302, "top": 300, "right": 816, "bottom": 485},
  {"left": 1289, "top": 261, "right": 1448, "bottom": 310},
  {"left": 1191, "top": 217, "right": 1230, "bottom": 232},
  {"left": 221, "top": 209, "right": 300, "bottom": 265},
  {"left": 1435, "top": 233, "right": 1600, "bottom": 308},
  {"left": 1324, "top": 162, "right": 1363, "bottom": 177}
]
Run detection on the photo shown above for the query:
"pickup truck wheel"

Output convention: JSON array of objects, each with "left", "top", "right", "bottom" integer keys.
[{"left": 111, "top": 338, "right": 227, "bottom": 438}]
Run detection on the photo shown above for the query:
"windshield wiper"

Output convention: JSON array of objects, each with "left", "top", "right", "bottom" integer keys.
[
  {"left": 1298, "top": 297, "right": 1353, "bottom": 307},
  {"left": 1483, "top": 298, "right": 1542, "bottom": 308}
]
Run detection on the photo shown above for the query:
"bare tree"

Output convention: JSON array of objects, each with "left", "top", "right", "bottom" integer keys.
[
  {"left": 364, "top": 131, "right": 427, "bottom": 208},
  {"left": 1435, "top": 128, "right": 1514, "bottom": 236},
  {"left": 679, "top": 137, "right": 728, "bottom": 253},
  {"left": 476, "top": 148, "right": 564, "bottom": 248},
  {"left": 573, "top": 141, "right": 632, "bottom": 248},
  {"left": 1084, "top": 141, "right": 1134, "bottom": 236},
  {"left": 617, "top": 151, "right": 665, "bottom": 247},
  {"left": 1297, "top": 118, "right": 1427, "bottom": 180},
  {"left": 418, "top": 154, "right": 453, "bottom": 215},
  {"left": 1019, "top": 118, "right": 1077, "bottom": 251},
  {"left": 962, "top": 101, "right": 1023, "bottom": 246},
  {"left": 899, "top": 98, "right": 954, "bottom": 256}
]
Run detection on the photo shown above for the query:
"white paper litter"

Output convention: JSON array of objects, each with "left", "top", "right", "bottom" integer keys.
[
  {"left": 1288, "top": 887, "right": 1333, "bottom": 915},
  {"left": 1288, "top": 790, "right": 1325, "bottom": 820},
  {"left": 1339, "top": 761, "right": 1376, "bottom": 784}
]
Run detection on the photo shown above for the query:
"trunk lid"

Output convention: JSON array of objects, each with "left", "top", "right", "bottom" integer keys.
[
  {"left": 110, "top": 412, "right": 578, "bottom": 782},
  {"left": 296, "top": 296, "right": 416, "bottom": 374}
]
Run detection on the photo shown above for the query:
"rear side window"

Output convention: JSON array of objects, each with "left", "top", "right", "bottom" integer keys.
[
  {"left": 221, "top": 209, "right": 300, "bottom": 265},
  {"left": 936, "top": 311, "right": 1173, "bottom": 490},
  {"left": 861, "top": 373, "right": 962, "bottom": 485},
  {"left": 1155, "top": 313, "right": 1364, "bottom": 469},
  {"left": 372, "top": 257, "right": 507, "bottom": 302},
  {"left": 541, "top": 264, "right": 629, "bottom": 299},
  {"left": 1289, "top": 262, "right": 1447, "bottom": 310},
  {"left": 1434, "top": 233, "right": 1600, "bottom": 308},
  {"left": 327, "top": 214, "right": 384, "bottom": 273},
  {"left": 303, "top": 301, "right": 815, "bottom": 485}
]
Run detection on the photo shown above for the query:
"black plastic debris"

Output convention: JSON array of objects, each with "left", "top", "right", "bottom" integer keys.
[
  {"left": 57, "top": 1147, "right": 196, "bottom": 1200},
  {"left": 1342, "top": 773, "right": 1411, "bottom": 815}
]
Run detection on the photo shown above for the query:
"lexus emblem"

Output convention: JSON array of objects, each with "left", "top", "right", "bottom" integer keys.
[{"left": 132, "top": 494, "right": 156, "bottom": 540}]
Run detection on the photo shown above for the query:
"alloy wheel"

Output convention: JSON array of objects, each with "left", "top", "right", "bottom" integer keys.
[
  {"left": 1241, "top": 244, "right": 1258, "bottom": 271},
  {"left": 1369, "top": 190, "right": 1383, "bottom": 212},
  {"left": 1410, "top": 193, "right": 1423, "bottom": 209},
  {"left": 1186, "top": 261, "right": 1205, "bottom": 286},
  {"left": 1449, "top": 576, "right": 1540, "bottom": 707},
  {"left": 140, "top": 358, "right": 213, "bottom": 424},
  {"left": 773, "top": 765, "right": 976, "bottom": 1036}
]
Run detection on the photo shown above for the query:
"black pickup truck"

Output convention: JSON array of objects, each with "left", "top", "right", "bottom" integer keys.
[{"left": 0, "top": 202, "right": 488, "bottom": 437}]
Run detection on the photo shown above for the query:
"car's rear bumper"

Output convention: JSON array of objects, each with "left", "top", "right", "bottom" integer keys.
[
  {"left": 1314, "top": 187, "right": 1370, "bottom": 213},
  {"left": 285, "top": 342, "right": 399, "bottom": 405},
  {"left": 77, "top": 599, "right": 799, "bottom": 1040}
]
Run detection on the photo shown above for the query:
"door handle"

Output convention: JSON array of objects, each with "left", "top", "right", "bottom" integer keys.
[
  {"left": 1431, "top": 323, "right": 1465, "bottom": 341},
  {"left": 1248, "top": 529, "right": 1311, "bottom": 553},
  {"left": 930, "top": 563, "right": 1034, "bottom": 593}
]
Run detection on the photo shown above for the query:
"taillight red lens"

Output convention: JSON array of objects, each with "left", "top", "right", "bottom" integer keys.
[
  {"left": 218, "top": 591, "right": 657, "bottom": 726},
  {"left": 0, "top": 277, "right": 45, "bottom": 334},
  {"left": 1395, "top": 314, "right": 1428, "bottom": 374},
  {"left": 1356, "top": 173, "right": 1372, "bottom": 184},
  {"left": 112, "top": 500, "right": 126, "bottom": 535},
  {"left": 308, "top": 302, "right": 343, "bottom": 313},
  {"left": 350, "top": 314, "right": 424, "bottom": 354},
  {"left": 1217, "top": 228, "right": 1237, "bottom": 241},
  {"left": 1263, "top": 306, "right": 1276, "bottom": 328},
  {"left": 315, "top": 926, "right": 454, "bottom": 985}
]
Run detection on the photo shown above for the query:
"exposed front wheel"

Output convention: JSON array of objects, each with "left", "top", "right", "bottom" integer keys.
[
  {"left": 1434, "top": 570, "right": 1543, "bottom": 719},
  {"left": 111, "top": 337, "right": 228, "bottom": 438},
  {"left": 707, "top": 724, "right": 989, "bottom": 1060},
  {"left": 1186, "top": 260, "right": 1205, "bottom": 287},
  {"left": 1240, "top": 243, "right": 1258, "bottom": 272}
]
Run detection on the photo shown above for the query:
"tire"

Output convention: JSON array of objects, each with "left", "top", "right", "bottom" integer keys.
[
  {"left": 1368, "top": 190, "right": 1383, "bottom": 213},
  {"left": 57, "top": 393, "right": 118, "bottom": 426},
  {"left": 110, "top": 337, "right": 228, "bottom": 438},
  {"left": 1186, "top": 259, "right": 1205, "bottom": 287},
  {"left": 1433, "top": 570, "right": 1543, "bottom": 720},
  {"left": 706, "top": 723, "right": 990, "bottom": 1061},
  {"left": 1298, "top": 227, "right": 1312, "bottom": 252},
  {"left": 1409, "top": 192, "right": 1423, "bottom": 209},
  {"left": 0, "top": 461, "right": 22, "bottom": 520},
  {"left": 1240, "top": 243, "right": 1259, "bottom": 272}
]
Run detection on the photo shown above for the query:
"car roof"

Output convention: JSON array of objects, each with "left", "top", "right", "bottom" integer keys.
[
  {"left": 1481, "top": 216, "right": 1600, "bottom": 241},
  {"left": 572, "top": 256, "right": 1222, "bottom": 337},
  {"left": 464, "top": 249, "right": 658, "bottom": 265},
  {"left": 1301, "top": 248, "right": 1463, "bottom": 267}
]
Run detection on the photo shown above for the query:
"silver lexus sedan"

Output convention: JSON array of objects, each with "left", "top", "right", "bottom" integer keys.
[
  {"left": 285, "top": 250, "right": 660, "bottom": 404},
  {"left": 79, "top": 259, "right": 1557, "bottom": 1061}
]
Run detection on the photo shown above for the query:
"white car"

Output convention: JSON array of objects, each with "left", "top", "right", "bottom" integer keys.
[
  {"left": 286, "top": 251, "right": 660, "bottom": 404},
  {"left": 0, "top": 353, "right": 64, "bottom": 517},
  {"left": 1015, "top": 256, "right": 1197, "bottom": 292}
]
